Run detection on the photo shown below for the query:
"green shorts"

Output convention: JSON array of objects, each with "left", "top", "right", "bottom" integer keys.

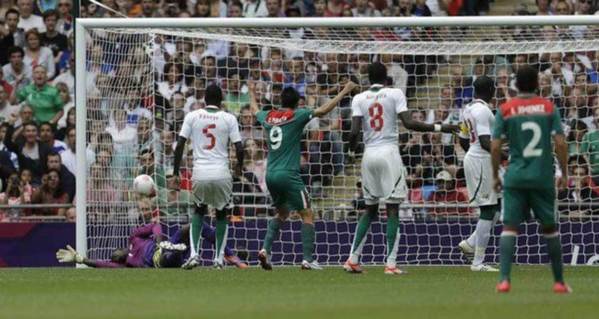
[
  {"left": 502, "top": 187, "right": 557, "bottom": 227},
  {"left": 266, "top": 170, "right": 310, "bottom": 212}
]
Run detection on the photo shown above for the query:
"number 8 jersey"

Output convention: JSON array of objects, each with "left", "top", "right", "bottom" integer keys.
[
  {"left": 350, "top": 84, "right": 408, "bottom": 148},
  {"left": 179, "top": 105, "right": 242, "bottom": 180}
]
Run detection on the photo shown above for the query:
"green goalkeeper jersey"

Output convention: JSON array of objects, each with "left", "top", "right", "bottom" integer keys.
[
  {"left": 256, "top": 108, "right": 313, "bottom": 173},
  {"left": 492, "top": 96, "right": 563, "bottom": 189}
]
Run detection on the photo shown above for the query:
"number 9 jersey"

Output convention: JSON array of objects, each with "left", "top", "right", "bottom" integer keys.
[{"left": 351, "top": 85, "right": 409, "bottom": 205}]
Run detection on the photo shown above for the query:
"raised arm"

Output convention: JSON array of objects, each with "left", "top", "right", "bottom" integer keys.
[{"left": 313, "top": 81, "right": 357, "bottom": 118}]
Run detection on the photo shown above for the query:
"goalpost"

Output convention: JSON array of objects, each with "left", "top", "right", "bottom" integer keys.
[{"left": 76, "top": 16, "right": 599, "bottom": 266}]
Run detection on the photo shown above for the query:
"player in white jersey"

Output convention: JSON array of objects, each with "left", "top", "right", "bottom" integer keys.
[
  {"left": 173, "top": 84, "right": 244, "bottom": 269},
  {"left": 457, "top": 76, "right": 501, "bottom": 272},
  {"left": 345, "top": 62, "right": 459, "bottom": 275}
]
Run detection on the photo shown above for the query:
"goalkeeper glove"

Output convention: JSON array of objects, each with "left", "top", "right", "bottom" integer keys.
[{"left": 56, "top": 245, "right": 84, "bottom": 263}]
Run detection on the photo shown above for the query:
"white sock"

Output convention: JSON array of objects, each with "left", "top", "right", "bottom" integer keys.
[{"left": 473, "top": 219, "right": 494, "bottom": 266}]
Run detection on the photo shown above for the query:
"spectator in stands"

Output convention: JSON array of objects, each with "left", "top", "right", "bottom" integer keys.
[
  {"left": 0, "top": 172, "right": 30, "bottom": 221},
  {"left": 52, "top": 56, "right": 74, "bottom": 94},
  {"left": 558, "top": 156, "right": 599, "bottom": 215},
  {"left": 193, "top": 0, "right": 211, "bottom": 17},
  {"left": 284, "top": 57, "right": 307, "bottom": 97},
  {"left": 428, "top": 170, "right": 469, "bottom": 215},
  {"left": 157, "top": 63, "right": 188, "bottom": 102},
  {"left": 239, "top": 105, "right": 264, "bottom": 143},
  {"left": 0, "top": 122, "right": 18, "bottom": 169},
  {"left": 243, "top": 137, "right": 267, "bottom": 192},
  {"left": 56, "top": 0, "right": 73, "bottom": 35},
  {"left": 136, "top": 116, "right": 153, "bottom": 152},
  {"left": 351, "top": 0, "right": 381, "bottom": 16},
  {"left": 0, "top": 9, "right": 25, "bottom": 65},
  {"left": 223, "top": 73, "right": 249, "bottom": 115},
  {"left": 243, "top": 0, "right": 268, "bottom": 17},
  {"left": 3, "top": 46, "right": 32, "bottom": 93},
  {"left": 581, "top": 106, "right": 599, "bottom": 183},
  {"left": 158, "top": 129, "right": 175, "bottom": 171},
  {"left": 0, "top": 85, "right": 18, "bottom": 123},
  {"left": 3, "top": 121, "right": 51, "bottom": 183},
  {"left": 87, "top": 163, "right": 121, "bottom": 221},
  {"left": 228, "top": 0, "right": 243, "bottom": 17},
  {"left": 106, "top": 108, "right": 136, "bottom": 179},
  {"left": 140, "top": 0, "right": 160, "bottom": 17},
  {"left": 56, "top": 107, "right": 74, "bottom": 140},
  {"left": 266, "top": 0, "right": 284, "bottom": 17},
  {"left": 544, "top": 52, "right": 575, "bottom": 98},
  {"left": 46, "top": 150, "right": 75, "bottom": 201},
  {"left": 536, "top": 0, "right": 552, "bottom": 15},
  {"left": 11, "top": 104, "right": 34, "bottom": 142},
  {"left": 23, "top": 28, "right": 55, "bottom": 80},
  {"left": 41, "top": 10, "right": 68, "bottom": 62},
  {"left": 17, "top": 0, "right": 45, "bottom": 32},
  {"left": 451, "top": 65, "right": 473, "bottom": 108},
  {"left": 16, "top": 65, "right": 63, "bottom": 124},
  {"left": 59, "top": 126, "right": 75, "bottom": 175},
  {"left": 31, "top": 168, "right": 69, "bottom": 216},
  {"left": 54, "top": 82, "right": 72, "bottom": 126},
  {"left": 39, "top": 122, "right": 66, "bottom": 152},
  {"left": 566, "top": 86, "right": 593, "bottom": 126},
  {"left": 157, "top": 170, "right": 191, "bottom": 215},
  {"left": 200, "top": 55, "right": 219, "bottom": 86}
]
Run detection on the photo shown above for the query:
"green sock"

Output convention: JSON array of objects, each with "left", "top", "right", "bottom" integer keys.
[
  {"left": 386, "top": 212, "right": 400, "bottom": 265},
  {"left": 190, "top": 213, "right": 204, "bottom": 256},
  {"left": 263, "top": 218, "right": 281, "bottom": 254},
  {"left": 545, "top": 234, "right": 564, "bottom": 283},
  {"left": 499, "top": 233, "right": 517, "bottom": 282},
  {"left": 350, "top": 212, "right": 375, "bottom": 258},
  {"left": 215, "top": 211, "right": 228, "bottom": 263},
  {"left": 301, "top": 223, "right": 315, "bottom": 262}
]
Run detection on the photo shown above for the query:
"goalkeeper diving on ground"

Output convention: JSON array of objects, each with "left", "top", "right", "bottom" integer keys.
[{"left": 56, "top": 222, "right": 247, "bottom": 268}]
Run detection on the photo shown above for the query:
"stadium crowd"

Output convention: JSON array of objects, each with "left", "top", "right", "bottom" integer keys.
[{"left": 0, "top": 0, "right": 599, "bottom": 221}]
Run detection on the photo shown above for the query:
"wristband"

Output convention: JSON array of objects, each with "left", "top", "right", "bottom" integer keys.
[{"left": 434, "top": 124, "right": 442, "bottom": 132}]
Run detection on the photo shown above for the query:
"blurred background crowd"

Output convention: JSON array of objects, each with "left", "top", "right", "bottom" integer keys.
[{"left": 0, "top": 0, "right": 599, "bottom": 222}]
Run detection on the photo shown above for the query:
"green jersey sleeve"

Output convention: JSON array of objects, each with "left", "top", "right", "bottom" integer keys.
[
  {"left": 256, "top": 110, "right": 267, "bottom": 125},
  {"left": 295, "top": 108, "right": 314, "bottom": 125},
  {"left": 551, "top": 107, "right": 564, "bottom": 136},
  {"left": 492, "top": 110, "right": 505, "bottom": 140}
]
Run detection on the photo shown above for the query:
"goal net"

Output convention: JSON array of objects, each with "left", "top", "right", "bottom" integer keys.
[{"left": 77, "top": 17, "right": 599, "bottom": 266}]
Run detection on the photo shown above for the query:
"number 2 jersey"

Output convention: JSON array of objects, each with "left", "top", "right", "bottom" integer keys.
[
  {"left": 492, "top": 96, "right": 563, "bottom": 189},
  {"left": 256, "top": 108, "right": 313, "bottom": 173},
  {"left": 179, "top": 105, "right": 242, "bottom": 180},
  {"left": 350, "top": 84, "right": 408, "bottom": 148}
]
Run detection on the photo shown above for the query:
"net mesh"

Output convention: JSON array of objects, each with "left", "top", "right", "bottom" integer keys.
[{"left": 84, "top": 23, "right": 599, "bottom": 265}]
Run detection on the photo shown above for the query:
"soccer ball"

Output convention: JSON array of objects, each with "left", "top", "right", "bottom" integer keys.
[{"left": 133, "top": 174, "right": 156, "bottom": 196}]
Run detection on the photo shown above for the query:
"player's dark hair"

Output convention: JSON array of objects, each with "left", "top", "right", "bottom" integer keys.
[
  {"left": 159, "top": 250, "right": 184, "bottom": 268},
  {"left": 281, "top": 87, "right": 300, "bottom": 109},
  {"left": 515, "top": 65, "right": 538, "bottom": 93},
  {"left": 111, "top": 248, "right": 128, "bottom": 264},
  {"left": 368, "top": 62, "right": 387, "bottom": 85},
  {"left": 473, "top": 75, "right": 495, "bottom": 102},
  {"left": 204, "top": 84, "right": 223, "bottom": 107}
]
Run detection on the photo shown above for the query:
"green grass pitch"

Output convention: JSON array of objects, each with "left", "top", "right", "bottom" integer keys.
[{"left": 1, "top": 266, "right": 598, "bottom": 319}]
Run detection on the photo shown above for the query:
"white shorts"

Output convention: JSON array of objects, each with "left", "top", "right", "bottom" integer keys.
[
  {"left": 361, "top": 144, "right": 408, "bottom": 205},
  {"left": 191, "top": 178, "right": 233, "bottom": 210},
  {"left": 463, "top": 153, "right": 500, "bottom": 207}
]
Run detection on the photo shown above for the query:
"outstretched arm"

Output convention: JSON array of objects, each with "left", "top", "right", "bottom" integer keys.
[
  {"left": 56, "top": 245, "right": 125, "bottom": 268},
  {"left": 313, "top": 81, "right": 357, "bottom": 118},
  {"left": 398, "top": 111, "right": 459, "bottom": 133}
]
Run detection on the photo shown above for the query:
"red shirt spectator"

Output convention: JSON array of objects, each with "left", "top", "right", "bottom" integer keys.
[{"left": 429, "top": 170, "right": 470, "bottom": 215}]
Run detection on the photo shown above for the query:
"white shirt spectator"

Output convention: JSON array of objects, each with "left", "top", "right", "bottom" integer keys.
[
  {"left": 543, "top": 67, "right": 574, "bottom": 97},
  {"left": 243, "top": 0, "right": 268, "bottom": 17},
  {"left": 24, "top": 46, "right": 55, "bottom": 79},
  {"left": 52, "top": 70, "right": 75, "bottom": 95},
  {"left": 57, "top": 101, "right": 73, "bottom": 128},
  {"left": 60, "top": 147, "right": 76, "bottom": 175},
  {"left": 2, "top": 63, "right": 32, "bottom": 89},
  {"left": 18, "top": 14, "right": 45, "bottom": 32},
  {"left": 351, "top": 7, "right": 382, "bottom": 17},
  {"left": 0, "top": 102, "right": 19, "bottom": 123},
  {"left": 427, "top": 0, "right": 447, "bottom": 16},
  {"left": 156, "top": 81, "right": 188, "bottom": 101}
]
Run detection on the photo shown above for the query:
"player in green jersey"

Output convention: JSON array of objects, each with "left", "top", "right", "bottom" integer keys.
[
  {"left": 491, "top": 65, "right": 571, "bottom": 293},
  {"left": 251, "top": 81, "right": 357, "bottom": 270}
]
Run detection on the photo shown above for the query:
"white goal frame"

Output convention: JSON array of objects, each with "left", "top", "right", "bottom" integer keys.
[{"left": 74, "top": 15, "right": 599, "bottom": 260}]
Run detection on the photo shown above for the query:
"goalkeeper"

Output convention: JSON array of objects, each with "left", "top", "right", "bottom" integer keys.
[{"left": 56, "top": 222, "right": 247, "bottom": 268}]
